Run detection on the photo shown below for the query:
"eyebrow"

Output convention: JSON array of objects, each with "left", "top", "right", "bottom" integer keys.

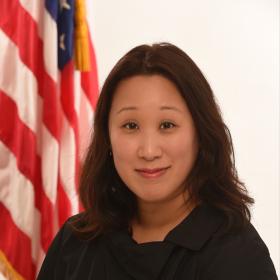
[{"left": 116, "top": 106, "right": 183, "bottom": 114}]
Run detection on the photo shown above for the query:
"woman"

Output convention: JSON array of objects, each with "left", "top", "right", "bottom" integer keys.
[{"left": 37, "top": 43, "right": 277, "bottom": 279}]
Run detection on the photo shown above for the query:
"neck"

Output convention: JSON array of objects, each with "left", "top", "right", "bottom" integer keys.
[{"left": 132, "top": 191, "right": 196, "bottom": 232}]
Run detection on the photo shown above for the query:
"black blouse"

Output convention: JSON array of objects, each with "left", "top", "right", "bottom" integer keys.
[{"left": 37, "top": 203, "right": 278, "bottom": 280}]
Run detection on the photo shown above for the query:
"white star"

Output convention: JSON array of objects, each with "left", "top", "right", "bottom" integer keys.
[
  {"left": 60, "top": 0, "right": 71, "bottom": 10},
  {"left": 59, "top": 34, "right": 66, "bottom": 50}
]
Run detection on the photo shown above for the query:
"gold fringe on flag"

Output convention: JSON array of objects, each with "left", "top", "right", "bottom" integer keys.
[
  {"left": 0, "top": 250, "right": 24, "bottom": 280},
  {"left": 74, "top": 0, "right": 91, "bottom": 71}
]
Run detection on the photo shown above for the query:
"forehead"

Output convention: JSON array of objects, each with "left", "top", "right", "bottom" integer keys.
[{"left": 110, "top": 75, "right": 188, "bottom": 113}]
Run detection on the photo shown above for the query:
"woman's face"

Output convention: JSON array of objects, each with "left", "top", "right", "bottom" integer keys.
[{"left": 108, "top": 75, "right": 199, "bottom": 204}]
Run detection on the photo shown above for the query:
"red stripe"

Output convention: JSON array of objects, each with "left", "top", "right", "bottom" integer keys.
[
  {"left": 0, "top": 0, "right": 61, "bottom": 140},
  {"left": 0, "top": 1, "right": 98, "bottom": 276},
  {"left": 0, "top": 90, "right": 54, "bottom": 251},
  {"left": 57, "top": 178, "right": 72, "bottom": 227},
  {"left": 79, "top": 33, "right": 99, "bottom": 211},
  {"left": 81, "top": 32, "right": 99, "bottom": 110},
  {"left": 0, "top": 0, "right": 62, "bottom": 253},
  {"left": 60, "top": 61, "right": 80, "bottom": 196},
  {"left": 0, "top": 203, "right": 35, "bottom": 280},
  {"left": 0, "top": 0, "right": 76, "bottom": 235}
]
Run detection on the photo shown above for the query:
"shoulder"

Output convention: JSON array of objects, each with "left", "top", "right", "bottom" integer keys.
[
  {"left": 37, "top": 214, "right": 101, "bottom": 279},
  {"left": 58, "top": 214, "right": 84, "bottom": 248},
  {"left": 53, "top": 213, "right": 103, "bottom": 254},
  {"left": 199, "top": 222, "right": 278, "bottom": 279}
]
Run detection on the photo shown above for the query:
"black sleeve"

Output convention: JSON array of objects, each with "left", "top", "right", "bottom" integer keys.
[
  {"left": 201, "top": 225, "right": 278, "bottom": 280},
  {"left": 36, "top": 222, "right": 67, "bottom": 280}
]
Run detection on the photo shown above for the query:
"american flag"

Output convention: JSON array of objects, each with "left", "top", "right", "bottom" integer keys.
[{"left": 0, "top": 0, "right": 99, "bottom": 279}]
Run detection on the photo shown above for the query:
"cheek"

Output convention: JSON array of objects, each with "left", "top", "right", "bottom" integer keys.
[
  {"left": 110, "top": 134, "right": 136, "bottom": 163},
  {"left": 168, "top": 132, "right": 198, "bottom": 158}
]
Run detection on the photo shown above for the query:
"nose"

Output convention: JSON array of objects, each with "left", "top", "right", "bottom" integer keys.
[{"left": 137, "top": 132, "right": 162, "bottom": 161}]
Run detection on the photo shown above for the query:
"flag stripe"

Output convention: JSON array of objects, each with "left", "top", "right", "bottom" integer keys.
[
  {"left": 0, "top": 29, "right": 58, "bottom": 208},
  {"left": 77, "top": 88, "right": 94, "bottom": 162},
  {"left": 0, "top": 0, "right": 60, "bottom": 139},
  {"left": 79, "top": 34, "right": 99, "bottom": 162},
  {"left": 59, "top": 61, "right": 80, "bottom": 223},
  {"left": 0, "top": 0, "right": 99, "bottom": 277},
  {"left": 19, "top": 0, "right": 59, "bottom": 83},
  {"left": 0, "top": 0, "right": 60, "bottom": 205},
  {"left": 0, "top": 29, "right": 42, "bottom": 136},
  {"left": 0, "top": 91, "right": 54, "bottom": 252},
  {"left": 59, "top": 61, "right": 79, "bottom": 224},
  {"left": 0, "top": 141, "right": 45, "bottom": 265},
  {"left": 60, "top": 61, "right": 80, "bottom": 190},
  {"left": 59, "top": 114, "right": 79, "bottom": 216},
  {"left": 57, "top": 178, "right": 72, "bottom": 227},
  {"left": 0, "top": 142, "right": 35, "bottom": 252},
  {"left": 0, "top": 203, "right": 35, "bottom": 280}
]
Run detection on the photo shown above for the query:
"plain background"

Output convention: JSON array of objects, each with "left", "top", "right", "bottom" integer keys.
[{"left": 87, "top": 0, "right": 279, "bottom": 274}]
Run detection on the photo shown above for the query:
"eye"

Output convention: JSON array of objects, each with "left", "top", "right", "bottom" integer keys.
[
  {"left": 122, "top": 122, "right": 138, "bottom": 130},
  {"left": 121, "top": 121, "right": 176, "bottom": 131},
  {"left": 160, "top": 121, "right": 176, "bottom": 129}
]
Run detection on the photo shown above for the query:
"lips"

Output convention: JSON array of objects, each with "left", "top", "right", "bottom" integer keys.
[
  {"left": 135, "top": 166, "right": 170, "bottom": 178},
  {"left": 136, "top": 167, "right": 169, "bottom": 173}
]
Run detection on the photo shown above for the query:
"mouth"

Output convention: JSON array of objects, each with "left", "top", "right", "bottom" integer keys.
[{"left": 135, "top": 166, "right": 171, "bottom": 179}]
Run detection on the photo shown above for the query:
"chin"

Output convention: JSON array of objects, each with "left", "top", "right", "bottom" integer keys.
[{"left": 135, "top": 192, "right": 171, "bottom": 204}]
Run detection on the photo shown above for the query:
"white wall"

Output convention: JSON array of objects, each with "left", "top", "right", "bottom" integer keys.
[{"left": 87, "top": 0, "right": 279, "bottom": 273}]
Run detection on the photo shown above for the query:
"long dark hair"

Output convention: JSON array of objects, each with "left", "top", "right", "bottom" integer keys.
[{"left": 72, "top": 42, "right": 254, "bottom": 238}]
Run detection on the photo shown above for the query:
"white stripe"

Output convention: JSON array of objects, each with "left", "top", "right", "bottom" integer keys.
[
  {"left": 59, "top": 114, "right": 79, "bottom": 215},
  {"left": 19, "top": 0, "right": 58, "bottom": 82},
  {"left": 18, "top": 0, "right": 44, "bottom": 25},
  {"left": 59, "top": 72, "right": 84, "bottom": 215},
  {"left": 0, "top": 29, "right": 58, "bottom": 205},
  {"left": 18, "top": 1, "right": 60, "bottom": 205},
  {"left": 73, "top": 73, "right": 94, "bottom": 161},
  {"left": 41, "top": 126, "right": 59, "bottom": 205},
  {"left": 78, "top": 88, "right": 94, "bottom": 162},
  {"left": 36, "top": 249, "right": 46, "bottom": 277},
  {"left": 74, "top": 72, "right": 82, "bottom": 115},
  {"left": 0, "top": 29, "right": 42, "bottom": 136},
  {"left": 42, "top": 14, "right": 58, "bottom": 82},
  {"left": 0, "top": 142, "right": 44, "bottom": 262}
]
